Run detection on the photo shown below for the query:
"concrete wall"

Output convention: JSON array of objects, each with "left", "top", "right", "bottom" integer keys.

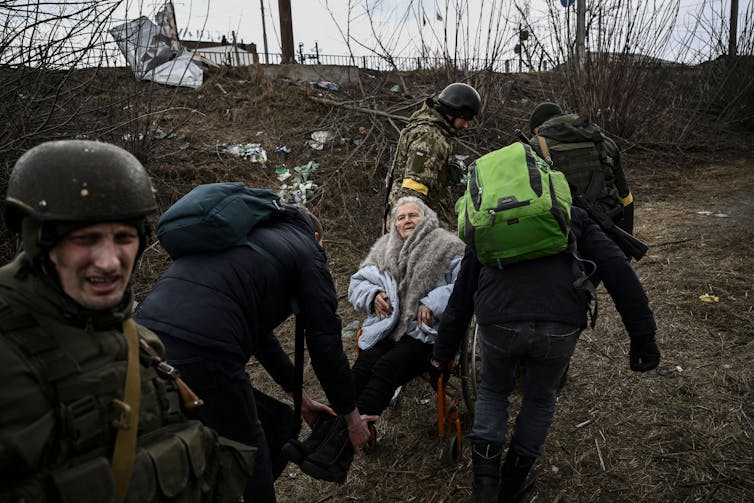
[{"left": 257, "top": 64, "right": 358, "bottom": 84}]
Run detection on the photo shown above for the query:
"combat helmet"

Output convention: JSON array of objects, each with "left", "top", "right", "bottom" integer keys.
[
  {"left": 437, "top": 83, "right": 482, "bottom": 120},
  {"left": 5, "top": 140, "right": 157, "bottom": 260},
  {"left": 529, "top": 102, "right": 564, "bottom": 134}
]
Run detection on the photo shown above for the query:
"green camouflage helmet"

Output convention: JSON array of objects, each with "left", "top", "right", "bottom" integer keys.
[
  {"left": 438, "top": 83, "right": 481, "bottom": 120},
  {"left": 5, "top": 140, "right": 157, "bottom": 257}
]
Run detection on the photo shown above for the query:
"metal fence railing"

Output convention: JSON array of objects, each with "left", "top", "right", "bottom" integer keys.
[{"left": 192, "top": 49, "right": 549, "bottom": 73}]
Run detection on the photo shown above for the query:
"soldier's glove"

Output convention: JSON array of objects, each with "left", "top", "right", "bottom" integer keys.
[
  {"left": 428, "top": 357, "right": 450, "bottom": 391},
  {"left": 629, "top": 337, "right": 661, "bottom": 372}
]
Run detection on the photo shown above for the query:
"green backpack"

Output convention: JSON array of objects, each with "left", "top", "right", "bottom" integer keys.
[{"left": 456, "top": 142, "right": 572, "bottom": 267}]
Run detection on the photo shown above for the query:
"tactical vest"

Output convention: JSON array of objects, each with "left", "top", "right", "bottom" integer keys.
[
  {"left": 0, "top": 295, "right": 254, "bottom": 503},
  {"left": 532, "top": 114, "right": 624, "bottom": 224}
]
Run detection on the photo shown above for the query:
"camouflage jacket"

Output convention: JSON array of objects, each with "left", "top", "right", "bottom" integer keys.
[{"left": 388, "top": 99, "right": 457, "bottom": 226}]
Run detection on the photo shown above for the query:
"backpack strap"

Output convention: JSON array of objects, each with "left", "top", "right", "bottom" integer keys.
[
  {"left": 111, "top": 318, "right": 141, "bottom": 503},
  {"left": 537, "top": 135, "right": 551, "bottom": 162}
]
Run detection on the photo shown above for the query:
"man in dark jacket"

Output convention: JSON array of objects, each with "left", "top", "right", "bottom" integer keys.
[
  {"left": 136, "top": 207, "right": 374, "bottom": 502},
  {"left": 431, "top": 207, "right": 660, "bottom": 503}
]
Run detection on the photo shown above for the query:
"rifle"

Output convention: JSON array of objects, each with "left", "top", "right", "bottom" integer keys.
[
  {"left": 513, "top": 129, "right": 648, "bottom": 261},
  {"left": 382, "top": 145, "right": 397, "bottom": 234}
]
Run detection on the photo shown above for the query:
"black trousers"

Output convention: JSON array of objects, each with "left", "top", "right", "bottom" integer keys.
[{"left": 351, "top": 335, "right": 433, "bottom": 416}]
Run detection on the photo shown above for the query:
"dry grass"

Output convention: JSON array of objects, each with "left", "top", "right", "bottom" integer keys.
[{"left": 9, "top": 66, "right": 745, "bottom": 502}]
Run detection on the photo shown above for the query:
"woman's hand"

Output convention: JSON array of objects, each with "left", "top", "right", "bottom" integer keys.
[
  {"left": 417, "top": 304, "right": 434, "bottom": 328},
  {"left": 373, "top": 292, "right": 393, "bottom": 319}
]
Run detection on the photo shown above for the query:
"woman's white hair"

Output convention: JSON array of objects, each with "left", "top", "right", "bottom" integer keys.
[{"left": 392, "top": 196, "right": 427, "bottom": 219}]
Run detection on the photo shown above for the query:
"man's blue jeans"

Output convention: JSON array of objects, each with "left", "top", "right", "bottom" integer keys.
[{"left": 470, "top": 321, "right": 581, "bottom": 458}]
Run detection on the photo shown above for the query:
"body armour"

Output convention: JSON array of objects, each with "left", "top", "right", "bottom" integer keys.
[{"left": 0, "top": 254, "right": 254, "bottom": 502}]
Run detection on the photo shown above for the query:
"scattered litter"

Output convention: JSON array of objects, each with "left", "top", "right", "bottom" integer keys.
[
  {"left": 275, "top": 145, "right": 291, "bottom": 155},
  {"left": 306, "top": 130, "right": 335, "bottom": 150},
  {"left": 550, "top": 465, "right": 560, "bottom": 474},
  {"left": 255, "top": 131, "right": 265, "bottom": 136},
  {"left": 222, "top": 143, "right": 267, "bottom": 162},
  {"left": 151, "top": 127, "right": 176, "bottom": 140},
  {"left": 294, "top": 160, "right": 318, "bottom": 178},
  {"left": 313, "top": 80, "right": 341, "bottom": 92},
  {"left": 279, "top": 161, "right": 319, "bottom": 204},
  {"left": 123, "top": 129, "right": 175, "bottom": 141},
  {"left": 698, "top": 293, "right": 720, "bottom": 303},
  {"left": 674, "top": 365, "right": 684, "bottom": 372},
  {"left": 390, "top": 84, "right": 400, "bottom": 93},
  {"left": 275, "top": 165, "right": 291, "bottom": 181},
  {"left": 287, "top": 472, "right": 298, "bottom": 479}
]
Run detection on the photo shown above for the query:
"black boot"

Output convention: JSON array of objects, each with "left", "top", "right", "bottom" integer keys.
[
  {"left": 471, "top": 441, "right": 503, "bottom": 503},
  {"left": 299, "top": 416, "right": 354, "bottom": 484},
  {"left": 498, "top": 448, "right": 536, "bottom": 503},
  {"left": 281, "top": 415, "right": 337, "bottom": 465}
]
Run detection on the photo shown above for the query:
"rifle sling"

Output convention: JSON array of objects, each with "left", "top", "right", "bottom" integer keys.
[{"left": 112, "top": 318, "right": 142, "bottom": 503}]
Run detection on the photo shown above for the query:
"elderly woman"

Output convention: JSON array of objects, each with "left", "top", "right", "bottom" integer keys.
[
  {"left": 348, "top": 196, "right": 465, "bottom": 415},
  {"left": 283, "top": 197, "right": 465, "bottom": 483}
]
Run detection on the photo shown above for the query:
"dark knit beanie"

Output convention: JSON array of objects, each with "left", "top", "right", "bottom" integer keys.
[{"left": 529, "top": 102, "right": 563, "bottom": 133}]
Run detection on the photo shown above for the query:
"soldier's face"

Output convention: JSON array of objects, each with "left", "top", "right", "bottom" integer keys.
[
  {"left": 452, "top": 117, "right": 471, "bottom": 130},
  {"left": 48, "top": 222, "right": 140, "bottom": 310},
  {"left": 395, "top": 202, "right": 424, "bottom": 239}
]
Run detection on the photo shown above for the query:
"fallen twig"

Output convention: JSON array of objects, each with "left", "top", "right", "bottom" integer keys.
[{"left": 309, "top": 96, "right": 409, "bottom": 123}]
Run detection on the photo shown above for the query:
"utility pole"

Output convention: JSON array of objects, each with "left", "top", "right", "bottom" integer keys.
[
  {"left": 259, "top": 0, "right": 269, "bottom": 63},
  {"left": 279, "top": 0, "right": 295, "bottom": 64},
  {"left": 575, "top": 0, "right": 586, "bottom": 67},
  {"left": 729, "top": 0, "right": 738, "bottom": 58}
]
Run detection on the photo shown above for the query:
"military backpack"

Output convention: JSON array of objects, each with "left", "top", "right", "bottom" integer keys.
[
  {"left": 533, "top": 114, "right": 624, "bottom": 224},
  {"left": 456, "top": 142, "right": 572, "bottom": 267}
]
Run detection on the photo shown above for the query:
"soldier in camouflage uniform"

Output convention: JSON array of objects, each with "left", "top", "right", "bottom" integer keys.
[
  {"left": 387, "top": 82, "right": 481, "bottom": 229},
  {"left": 0, "top": 140, "right": 253, "bottom": 502},
  {"left": 528, "top": 102, "right": 635, "bottom": 237}
]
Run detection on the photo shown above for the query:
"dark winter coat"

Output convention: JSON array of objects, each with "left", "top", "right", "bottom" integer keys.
[
  {"left": 433, "top": 207, "right": 656, "bottom": 362},
  {"left": 137, "top": 207, "right": 356, "bottom": 414}
]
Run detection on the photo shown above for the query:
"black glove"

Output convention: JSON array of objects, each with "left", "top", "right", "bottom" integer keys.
[
  {"left": 629, "top": 338, "right": 661, "bottom": 372},
  {"left": 428, "top": 357, "right": 450, "bottom": 390}
]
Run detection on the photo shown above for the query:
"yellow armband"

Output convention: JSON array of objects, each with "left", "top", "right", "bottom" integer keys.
[
  {"left": 401, "top": 178, "right": 429, "bottom": 196},
  {"left": 621, "top": 192, "right": 634, "bottom": 206}
]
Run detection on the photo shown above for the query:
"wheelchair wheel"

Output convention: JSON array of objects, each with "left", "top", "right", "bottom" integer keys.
[
  {"left": 460, "top": 321, "right": 481, "bottom": 417},
  {"left": 440, "top": 434, "right": 462, "bottom": 466}
]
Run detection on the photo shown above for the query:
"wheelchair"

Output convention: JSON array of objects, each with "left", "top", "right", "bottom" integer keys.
[{"left": 354, "top": 321, "right": 482, "bottom": 466}]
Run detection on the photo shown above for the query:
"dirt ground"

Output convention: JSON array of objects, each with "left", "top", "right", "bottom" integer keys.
[{"left": 112, "top": 66, "right": 753, "bottom": 502}]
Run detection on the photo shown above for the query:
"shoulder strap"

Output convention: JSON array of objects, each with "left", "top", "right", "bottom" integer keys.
[
  {"left": 537, "top": 135, "right": 551, "bottom": 161},
  {"left": 111, "top": 318, "right": 141, "bottom": 503}
]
